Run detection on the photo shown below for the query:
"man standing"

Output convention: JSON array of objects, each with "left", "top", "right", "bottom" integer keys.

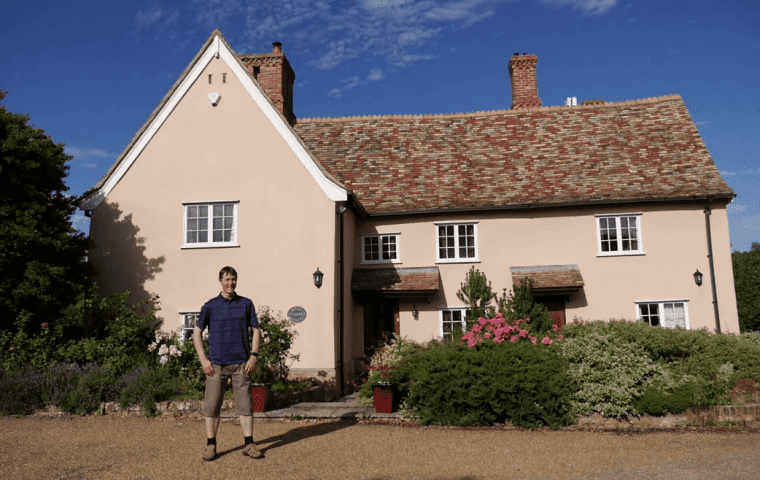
[{"left": 193, "top": 266, "right": 263, "bottom": 461}]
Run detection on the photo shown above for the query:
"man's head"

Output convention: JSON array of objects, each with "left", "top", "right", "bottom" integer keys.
[{"left": 218, "top": 266, "right": 237, "bottom": 298}]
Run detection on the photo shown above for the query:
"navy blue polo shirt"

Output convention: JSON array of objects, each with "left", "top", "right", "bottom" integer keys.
[{"left": 197, "top": 293, "right": 258, "bottom": 365}]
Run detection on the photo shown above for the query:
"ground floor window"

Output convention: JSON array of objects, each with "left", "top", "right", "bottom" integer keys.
[
  {"left": 636, "top": 301, "right": 689, "bottom": 329},
  {"left": 440, "top": 307, "right": 471, "bottom": 341},
  {"left": 179, "top": 312, "right": 200, "bottom": 342}
]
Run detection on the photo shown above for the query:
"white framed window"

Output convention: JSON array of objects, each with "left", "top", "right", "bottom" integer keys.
[
  {"left": 440, "top": 307, "right": 471, "bottom": 341},
  {"left": 435, "top": 222, "right": 479, "bottom": 263},
  {"left": 179, "top": 311, "right": 200, "bottom": 343},
  {"left": 361, "top": 233, "right": 400, "bottom": 264},
  {"left": 182, "top": 201, "right": 239, "bottom": 248},
  {"left": 635, "top": 300, "right": 689, "bottom": 329},
  {"left": 595, "top": 213, "right": 644, "bottom": 256}
]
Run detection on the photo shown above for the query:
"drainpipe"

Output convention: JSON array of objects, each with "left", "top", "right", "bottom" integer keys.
[
  {"left": 704, "top": 201, "right": 721, "bottom": 333},
  {"left": 337, "top": 202, "right": 347, "bottom": 396}
]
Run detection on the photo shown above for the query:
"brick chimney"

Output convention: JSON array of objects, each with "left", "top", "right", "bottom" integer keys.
[
  {"left": 508, "top": 53, "right": 542, "bottom": 109},
  {"left": 239, "top": 42, "right": 296, "bottom": 124}
]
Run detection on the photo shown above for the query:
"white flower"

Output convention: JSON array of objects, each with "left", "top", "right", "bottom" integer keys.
[
  {"left": 158, "top": 344, "right": 169, "bottom": 356},
  {"left": 159, "top": 355, "right": 169, "bottom": 365},
  {"left": 264, "top": 337, "right": 270, "bottom": 344},
  {"left": 155, "top": 332, "right": 162, "bottom": 343},
  {"left": 169, "top": 345, "right": 181, "bottom": 357},
  {"left": 148, "top": 342, "right": 158, "bottom": 352}
]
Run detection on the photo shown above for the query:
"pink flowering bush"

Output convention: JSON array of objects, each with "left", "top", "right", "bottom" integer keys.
[{"left": 461, "top": 313, "right": 563, "bottom": 348}]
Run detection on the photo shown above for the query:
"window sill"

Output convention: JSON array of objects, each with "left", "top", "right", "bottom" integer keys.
[
  {"left": 435, "top": 258, "right": 481, "bottom": 264},
  {"left": 361, "top": 259, "right": 402, "bottom": 265},
  {"left": 181, "top": 243, "right": 240, "bottom": 249},
  {"left": 597, "top": 251, "right": 645, "bottom": 257}
]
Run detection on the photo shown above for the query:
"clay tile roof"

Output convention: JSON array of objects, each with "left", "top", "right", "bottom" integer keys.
[
  {"left": 510, "top": 265, "right": 584, "bottom": 294},
  {"left": 294, "top": 95, "right": 734, "bottom": 216},
  {"left": 352, "top": 267, "right": 440, "bottom": 293}
]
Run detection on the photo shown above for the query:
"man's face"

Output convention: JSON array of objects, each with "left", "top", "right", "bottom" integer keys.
[{"left": 219, "top": 273, "right": 237, "bottom": 297}]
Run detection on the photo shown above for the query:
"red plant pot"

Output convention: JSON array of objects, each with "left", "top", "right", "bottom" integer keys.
[
  {"left": 372, "top": 382, "right": 398, "bottom": 413},
  {"left": 251, "top": 383, "right": 270, "bottom": 413}
]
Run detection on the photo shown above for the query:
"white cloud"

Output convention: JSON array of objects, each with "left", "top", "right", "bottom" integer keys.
[
  {"left": 194, "top": 0, "right": 616, "bottom": 95},
  {"left": 367, "top": 67, "right": 385, "bottom": 81},
  {"left": 135, "top": 3, "right": 180, "bottom": 32},
  {"left": 542, "top": 0, "right": 618, "bottom": 16},
  {"left": 65, "top": 147, "right": 111, "bottom": 159},
  {"left": 328, "top": 76, "right": 364, "bottom": 98}
]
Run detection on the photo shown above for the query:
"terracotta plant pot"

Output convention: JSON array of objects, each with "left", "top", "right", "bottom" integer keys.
[
  {"left": 372, "top": 382, "right": 399, "bottom": 413},
  {"left": 251, "top": 383, "right": 271, "bottom": 413}
]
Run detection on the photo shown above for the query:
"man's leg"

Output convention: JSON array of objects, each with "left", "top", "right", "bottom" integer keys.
[
  {"left": 232, "top": 364, "right": 262, "bottom": 459},
  {"left": 206, "top": 416, "right": 221, "bottom": 438},
  {"left": 201, "top": 365, "right": 225, "bottom": 461}
]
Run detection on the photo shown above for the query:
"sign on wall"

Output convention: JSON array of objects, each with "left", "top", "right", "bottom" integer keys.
[{"left": 287, "top": 306, "right": 307, "bottom": 323}]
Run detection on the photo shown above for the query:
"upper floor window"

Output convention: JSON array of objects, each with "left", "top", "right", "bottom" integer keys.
[
  {"left": 596, "top": 213, "right": 644, "bottom": 256},
  {"left": 182, "top": 201, "right": 239, "bottom": 248},
  {"left": 362, "top": 234, "right": 400, "bottom": 264},
  {"left": 636, "top": 300, "right": 689, "bottom": 329},
  {"left": 436, "top": 222, "right": 479, "bottom": 263}
]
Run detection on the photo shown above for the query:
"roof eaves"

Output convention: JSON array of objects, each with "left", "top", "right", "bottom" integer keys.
[{"left": 363, "top": 193, "right": 736, "bottom": 218}]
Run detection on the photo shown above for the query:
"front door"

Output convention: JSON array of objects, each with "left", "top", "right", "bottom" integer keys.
[
  {"left": 363, "top": 298, "right": 399, "bottom": 357},
  {"left": 537, "top": 296, "right": 566, "bottom": 330}
]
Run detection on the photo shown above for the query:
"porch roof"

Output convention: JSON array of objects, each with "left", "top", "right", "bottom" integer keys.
[
  {"left": 510, "top": 264, "right": 584, "bottom": 296},
  {"left": 351, "top": 267, "right": 440, "bottom": 297}
]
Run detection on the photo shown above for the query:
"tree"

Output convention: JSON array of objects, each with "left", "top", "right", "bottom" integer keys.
[
  {"left": 456, "top": 267, "right": 496, "bottom": 330},
  {"left": 497, "top": 278, "right": 554, "bottom": 336},
  {"left": 732, "top": 244, "right": 760, "bottom": 333},
  {"left": 0, "top": 90, "right": 93, "bottom": 332}
]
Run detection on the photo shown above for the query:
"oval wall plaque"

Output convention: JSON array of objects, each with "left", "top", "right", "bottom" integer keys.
[{"left": 287, "top": 306, "right": 307, "bottom": 323}]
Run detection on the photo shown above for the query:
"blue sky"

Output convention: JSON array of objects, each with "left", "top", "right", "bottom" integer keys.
[{"left": 2, "top": 0, "right": 758, "bottom": 251}]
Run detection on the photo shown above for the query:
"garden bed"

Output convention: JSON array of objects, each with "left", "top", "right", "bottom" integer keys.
[{"left": 30, "top": 385, "right": 325, "bottom": 419}]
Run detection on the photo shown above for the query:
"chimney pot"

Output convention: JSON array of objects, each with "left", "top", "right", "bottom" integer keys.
[{"left": 273, "top": 42, "right": 282, "bottom": 54}]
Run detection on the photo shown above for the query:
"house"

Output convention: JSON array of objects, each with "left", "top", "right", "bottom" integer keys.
[{"left": 80, "top": 30, "right": 739, "bottom": 392}]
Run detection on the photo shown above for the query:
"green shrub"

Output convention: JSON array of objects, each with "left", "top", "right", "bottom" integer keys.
[
  {"left": 251, "top": 307, "right": 300, "bottom": 384},
  {"left": 560, "top": 330, "right": 663, "bottom": 417},
  {"left": 59, "top": 364, "right": 119, "bottom": 416},
  {"left": 404, "top": 341, "right": 576, "bottom": 429},
  {"left": 58, "top": 290, "right": 159, "bottom": 375},
  {"left": 119, "top": 365, "right": 182, "bottom": 416},
  {"left": 635, "top": 378, "right": 698, "bottom": 416},
  {"left": 0, "top": 364, "right": 45, "bottom": 416}
]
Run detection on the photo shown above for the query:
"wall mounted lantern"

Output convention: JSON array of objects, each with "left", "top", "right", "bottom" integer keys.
[
  {"left": 313, "top": 268, "right": 323, "bottom": 288},
  {"left": 693, "top": 269, "right": 703, "bottom": 287},
  {"left": 412, "top": 303, "right": 419, "bottom": 320}
]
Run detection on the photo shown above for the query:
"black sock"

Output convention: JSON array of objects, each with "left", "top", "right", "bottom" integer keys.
[
  {"left": 207, "top": 438, "right": 216, "bottom": 446},
  {"left": 244, "top": 436, "right": 254, "bottom": 446}
]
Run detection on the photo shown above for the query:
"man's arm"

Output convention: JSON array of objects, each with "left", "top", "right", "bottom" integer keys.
[
  {"left": 193, "top": 326, "right": 214, "bottom": 376},
  {"left": 244, "top": 326, "right": 261, "bottom": 375}
]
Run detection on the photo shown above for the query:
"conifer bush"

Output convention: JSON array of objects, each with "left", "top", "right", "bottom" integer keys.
[{"left": 404, "top": 341, "right": 576, "bottom": 429}]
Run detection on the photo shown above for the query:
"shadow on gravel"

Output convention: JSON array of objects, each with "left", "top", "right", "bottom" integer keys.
[{"left": 256, "top": 419, "right": 358, "bottom": 454}]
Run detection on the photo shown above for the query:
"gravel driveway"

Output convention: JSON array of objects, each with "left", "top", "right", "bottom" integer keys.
[{"left": 1, "top": 416, "right": 758, "bottom": 479}]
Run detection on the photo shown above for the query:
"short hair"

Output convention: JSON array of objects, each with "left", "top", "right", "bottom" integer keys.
[{"left": 218, "top": 266, "right": 238, "bottom": 280}]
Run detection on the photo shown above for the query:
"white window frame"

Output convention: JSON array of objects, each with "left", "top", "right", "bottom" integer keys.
[
  {"left": 635, "top": 299, "right": 690, "bottom": 330},
  {"left": 435, "top": 221, "right": 480, "bottom": 263},
  {"left": 178, "top": 311, "right": 200, "bottom": 343},
  {"left": 595, "top": 213, "right": 644, "bottom": 256},
  {"left": 361, "top": 233, "right": 401, "bottom": 264},
  {"left": 439, "top": 307, "right": 471, "bottom": 341},
  {"left": 181, "top": 200, "right": 239, "bottom": 249}
]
